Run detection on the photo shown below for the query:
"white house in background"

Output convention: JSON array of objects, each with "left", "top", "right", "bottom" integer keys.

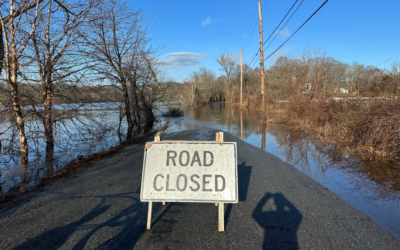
[{"left": 334, "top": 88, "right": 349, "bottom": 94}]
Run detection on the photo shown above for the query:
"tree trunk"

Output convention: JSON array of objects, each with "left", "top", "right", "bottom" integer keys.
[
  {"left": 121, "top": 80, "right": 134, "bottom": 140},
  {"left": 43, "top": 84, "right": 54, "bottom": 175},
  {"left": 11, "top": 91, "right": 28, "bottom": 165},
  {"left": 0, "top": 28, "right": 3, "bottom": 75},
  {"left": 43, "top": 85, "right": 54, "bottom": 155},
  {"left": 10, "top": 62, "right": 28, "bottom": 165}
]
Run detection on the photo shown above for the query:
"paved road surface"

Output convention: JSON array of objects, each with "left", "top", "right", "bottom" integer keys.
[{"left": 1, "top": 129, "right": 399, "bottom": 249}]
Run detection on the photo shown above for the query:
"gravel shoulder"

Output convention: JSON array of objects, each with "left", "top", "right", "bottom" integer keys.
[{"left": 0, "top": 129, "right": 399, "bottom": 249}]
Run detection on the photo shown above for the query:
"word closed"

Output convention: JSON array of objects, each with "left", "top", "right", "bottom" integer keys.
[{"left": 141, "top": 141, "right": 237, "bottom": 203}]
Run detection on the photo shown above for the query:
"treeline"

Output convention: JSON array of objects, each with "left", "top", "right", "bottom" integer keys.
[
  {"left": 172, "top": 47, "right": 400, "bottom": 107},
  {"left": 0, "top": 0, "right": 168, "bottom": 165}
]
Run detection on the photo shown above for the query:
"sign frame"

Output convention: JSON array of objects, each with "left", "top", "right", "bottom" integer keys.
[{"left": 141, "top": 132, "right": 236, "bottom": 232}]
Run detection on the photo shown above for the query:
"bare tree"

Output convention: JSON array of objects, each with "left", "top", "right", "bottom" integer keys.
[
  {"left": 27, "top": 0, "right": 98, "bottom": 160},
  {"left": 0, "top": 0, "right": 44, "bottom": 164},
  {"left": 82, "top": 0, "right": 154, "bottom": 140},
  {"left": 216, "top": 54, "right": 235, "bottom": 103}
]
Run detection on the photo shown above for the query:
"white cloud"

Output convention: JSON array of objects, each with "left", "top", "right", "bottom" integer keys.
[
  {"left": 277, "top": 27, "right": 290, "bottom": 39},
  {"left": 201, "top": 16, "right": 213, "bottom": 26},
  {"left": 160, "top": 52, "right": 207, "bottom": 69}
]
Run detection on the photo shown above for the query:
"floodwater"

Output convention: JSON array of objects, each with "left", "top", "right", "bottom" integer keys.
[
  {"left": 0, "top": 108, "right": 124, "bottom": 194},
  {"left": 1, "top": 102, "right": 400, "bottom": 240},
  {"left": 161, "top": 103, "right": 400, "bottom": 240}
]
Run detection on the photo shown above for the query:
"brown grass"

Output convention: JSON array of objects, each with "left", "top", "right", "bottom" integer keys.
[
  {"left": 284, "top": 97, "right": 400, "bottom": 164},
  {"left": 353, "top": 99, "right": 400, "bottom": 159}
]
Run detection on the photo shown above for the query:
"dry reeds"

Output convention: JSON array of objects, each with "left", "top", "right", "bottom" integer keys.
[
  {"left": 285, "top": 97, "right": 400, "bottom": 163},
  {"left": 353, "top": 99, "right": 400, "bottom": 158}
]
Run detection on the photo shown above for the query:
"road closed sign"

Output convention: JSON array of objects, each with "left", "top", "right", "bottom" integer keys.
[{"left": 140, "top": 141, "right": 238, "bottom": 203}]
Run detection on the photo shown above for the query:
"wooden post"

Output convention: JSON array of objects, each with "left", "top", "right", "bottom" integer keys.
[
  {"left": 258, "top": 1, "right": 266, "bottom": 121},
  {"left": 147, "top": 201, "right": 152, "bottom": 230},
  {"left": 240, "top": 48, "right": 243, "bottom": 110},
  {"left": 218, "top": 202, "right": 224, "bottom": 232},
  {"left": 155, "top": 132, "right": 161, "bottom": 142}
]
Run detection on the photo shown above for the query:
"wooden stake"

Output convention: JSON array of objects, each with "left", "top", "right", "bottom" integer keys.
[
  {"left": 240, "top": 48, "right": 243, "bottom": 110},
  {"left": 155, "top": 132, "right": 161, "bottom": 142},
  {"left": 147, "top": 202, "right": 152, "bottom": 230},
  {"left": 218, "top": 202, "right": 224, "bottom": 232},
  {"left": 258, "top": 1, "right": 266, "bottom": 121},
  {"left": 162, "top": 202, "right": 166, "bottom": 206},
  {"left": 219, "top": 132, "right": 224, "bottom": 144}
]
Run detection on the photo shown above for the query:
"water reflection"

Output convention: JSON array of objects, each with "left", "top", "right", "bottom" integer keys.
[
  {"left": 0, "top": 105, "right": 160, "bottom": 196},
  {"left": 162, "top": 103, "right": 400, "bottom": 239},
  {"left": 240, "top": 109, "right": 243, "bottom": 140},
  {"left": 261, "top": 122, "right": 266, "bottom": 150}
]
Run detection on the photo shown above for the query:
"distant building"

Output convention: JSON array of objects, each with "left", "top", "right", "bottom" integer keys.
[{"left": 334, "top": 88, "right": 349, "bottom": 94}]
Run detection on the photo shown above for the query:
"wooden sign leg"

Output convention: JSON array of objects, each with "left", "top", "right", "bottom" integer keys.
[
  {"left": 162, "top": 202, "right": 166, "bottom": 206},
  {"left": 147, "top": 202, "right": 152, "bottom": 230},
  {"left": 218, "top": 202, "right": 224, "bottom": 232}
]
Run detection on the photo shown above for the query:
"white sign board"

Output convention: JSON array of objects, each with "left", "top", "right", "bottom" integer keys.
[{"left": 140, "top": 141, "right": 238, "bottom": 203}]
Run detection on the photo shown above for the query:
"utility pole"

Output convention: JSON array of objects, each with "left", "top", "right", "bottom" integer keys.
[
  {"left": 258, "top": 1, "right": 265, "bottom": 121},
  {"left": 240, "top": 48, "right": 243, "bottom": 110}
]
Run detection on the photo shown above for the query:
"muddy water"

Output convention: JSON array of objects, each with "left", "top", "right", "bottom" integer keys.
[{"left": 162, "top": 103, "right": 400, "bottom": 240}]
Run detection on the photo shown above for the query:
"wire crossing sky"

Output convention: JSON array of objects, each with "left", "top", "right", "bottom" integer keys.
[{"left": 134, "top": 0, "right": 400, "bottom": 82}]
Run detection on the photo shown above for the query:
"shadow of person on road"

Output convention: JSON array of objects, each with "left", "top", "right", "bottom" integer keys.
[
  {"left": 13, "top": 205, "right": 110, "bottom": 250},
  {"left": 253, "top": 192, "right": 302, "bottom": 249}
]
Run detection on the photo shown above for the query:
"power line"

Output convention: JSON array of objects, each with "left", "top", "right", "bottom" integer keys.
[
  {"left": 248, "top": 0, "right": 299, "bottom": 68},
  {"left": 244, "top": 0, "right": 269, "bottom": 53},
  {"left": 250, "top": 0, "right": 304, "bottom": 68},
  {"left": 264, "top": 0, "right": 329, "bottom": 62},
  {"left": 246, "top": 0, "right": 270, "bottom": 65},
  {"left": 262, "top": 0, "right": 269, "bottom": 11},
  {"left": 262, "top": 0, "right": 299, "bottom": 48},
  {"left": 264, "top": 0, "right": 305, "bottom": 52}
]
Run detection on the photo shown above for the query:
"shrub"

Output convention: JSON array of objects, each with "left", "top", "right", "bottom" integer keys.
[
  {"left": 163, "top": 107, "right": 184, "bottom": 117},
  {"left": 353, "top": 99, "right": 400, "bottom": 158}
]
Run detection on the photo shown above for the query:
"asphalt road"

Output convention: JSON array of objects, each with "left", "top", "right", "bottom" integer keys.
[{"left": 1, "top": 129, "right": 399, "bottom": 249}]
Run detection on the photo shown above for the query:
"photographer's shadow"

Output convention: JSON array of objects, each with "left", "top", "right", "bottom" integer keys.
[{"left": 252, "top": 192, "right": 302, "bottom": 249}]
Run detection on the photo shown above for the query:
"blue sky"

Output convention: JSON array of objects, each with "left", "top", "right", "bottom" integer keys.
[{"left": 133, "top": 0, "right": 400, "bottom": 82}]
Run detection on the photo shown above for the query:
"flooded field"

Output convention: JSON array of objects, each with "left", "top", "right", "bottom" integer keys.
[
  {"left": 162, "top": 103, "right": 400, "bottom": 239},
  {"left": 1, "top": 103, "right": 399, "bottom": 240}
]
